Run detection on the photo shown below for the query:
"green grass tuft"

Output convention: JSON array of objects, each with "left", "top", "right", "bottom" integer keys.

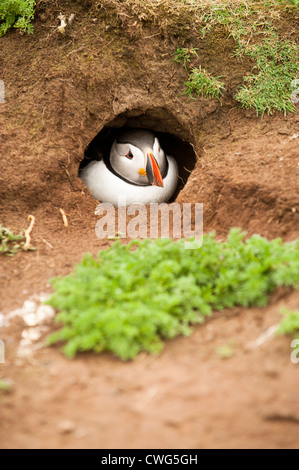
[
  {"left": 235, "top": 36, "right": 299, "bottom": 115},
  {"left": 0, "top": 224, "right": 24, "bottom": 255},
  {"left": 172, "top": 47, "right": 225, "bottom": 100},
  {"left": 182, "top": 66, "right": 225, "bottom": 100},
  {"left": 46, "top": 229, "right": 299, "bottom": 360},
  {"left": 173, "top": 0, "right": 299, "bottom": 114},
  {"left": 172, "top": 47, "right": 199, "bottom": 72}
]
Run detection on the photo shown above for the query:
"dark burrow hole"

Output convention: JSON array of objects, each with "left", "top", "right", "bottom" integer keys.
[{"left": 79, "top": 116, "right": 197, "bottom": 201}]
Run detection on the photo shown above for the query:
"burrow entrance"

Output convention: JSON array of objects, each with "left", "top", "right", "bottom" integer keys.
[{"left": 79, "top": 108, "right": 198, "bottom": 201}]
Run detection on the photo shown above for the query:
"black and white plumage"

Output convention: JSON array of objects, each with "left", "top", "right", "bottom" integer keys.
[{"left": 79, "top": 129, "right": 178, "bottom": 206}]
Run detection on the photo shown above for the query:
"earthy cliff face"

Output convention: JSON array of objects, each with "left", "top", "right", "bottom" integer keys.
[{"left": 0, "top": 0, "right": 298, "bottom": 449}]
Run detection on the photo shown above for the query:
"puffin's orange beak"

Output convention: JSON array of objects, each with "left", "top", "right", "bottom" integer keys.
[{"left": 146, "top": 152, "right": 163, "bottom": 187}]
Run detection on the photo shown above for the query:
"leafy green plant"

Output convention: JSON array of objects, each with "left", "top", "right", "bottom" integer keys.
[
  {"left": 46, "top": 229, "right": 299, "bottom": 360},
  {"left": 0, "top": 224, "right": 35, "bottom": 255},
  {"left": 182, "top": 66, "right": 225, "bottom": 100},
  {"left": 0, "top": 225, "right": 25, "bottom": 255},
  {"left": 0, "top": 0, "right": 36, "bottom": 37},
  {"left": 277, "top": 308, "right": 299, "bottom": 338}
]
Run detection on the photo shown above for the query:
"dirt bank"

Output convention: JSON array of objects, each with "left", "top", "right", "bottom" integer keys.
[{"left": 0, "top": 0, "right": 298, "bottom": 449}]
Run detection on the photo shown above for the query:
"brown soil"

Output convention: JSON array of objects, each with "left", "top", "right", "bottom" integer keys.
[{"left": 0, "top": 0, "right": 299, "bottom": 449}]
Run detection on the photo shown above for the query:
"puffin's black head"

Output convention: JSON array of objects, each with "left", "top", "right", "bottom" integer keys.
[{"left": 110, "top": 129, "right": 165, "bottom": 187}]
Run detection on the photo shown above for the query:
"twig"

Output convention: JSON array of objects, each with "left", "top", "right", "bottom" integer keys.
[
  {"left": 68, "top": 13, "right": 75, "bottom": 26},
  {"left": 64, "top": 167, "right": 74, "bottom": 187},
  {"left": 177, "top": 174, "right": 185, "bottom": 185},
  {"left": 23, "top": 215, "right": 35, "bottom": 251},
  {"left": 183, "top": 167, "right": 192, "bottom": 174},
  {"left": 42, "top": 238, "right": 54, "bottom": 249},
  {"left": 67, "top": 45, "right": 85, "bottom": 57},
  {"left": 118, "top": 12, "right": 132, "bottom": 18},
  {"left": 143, "top": 32, "right": 161, "bottom": 39},
  {"left": 98, "top": 38, "right": 115, "bottom": 52},
  {"left": 59, "top": 161, "right": 74, "bottom": 187},
  {"left": 263, "top": 413, "right": 299, "bottom": 424},
  {"left": 59, "top": 208, "right": 68, "bottom": 227},
  {"left": 247, "top": 324, "right": 279, "bottom": 349}
]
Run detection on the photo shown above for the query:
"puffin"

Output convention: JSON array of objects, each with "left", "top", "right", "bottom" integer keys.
[{"left": 79, "top": 129, "right": 179, "bottom": 206}]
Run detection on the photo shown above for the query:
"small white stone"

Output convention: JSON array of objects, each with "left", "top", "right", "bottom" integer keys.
[
  {"left": 36, "top": 305, "right": 55, "bottom": 323},
  {"left": 23, "top": 313, "right": 38, "bottom": 326}
]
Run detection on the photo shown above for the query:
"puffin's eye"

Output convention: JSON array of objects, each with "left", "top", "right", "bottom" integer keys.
[{"left": 126, "top": 150, "right": 134, "bottom": 159}]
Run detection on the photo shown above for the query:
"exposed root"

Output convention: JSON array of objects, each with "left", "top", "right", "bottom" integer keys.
[
  {"left": 23, "top": 215, "right": 35, "bottom": 251},
  {"left": 59, "top": 208, "right": 69, "bottom": 227}
]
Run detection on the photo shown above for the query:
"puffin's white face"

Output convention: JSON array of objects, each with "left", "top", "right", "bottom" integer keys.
[{"left": 110, "top": 136, "right": 166, "bottom": 187}]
